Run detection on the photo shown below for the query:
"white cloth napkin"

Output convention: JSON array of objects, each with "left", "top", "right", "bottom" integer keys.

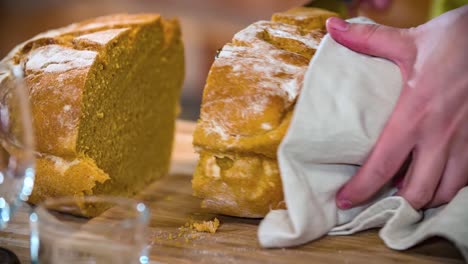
[{"left": 258, "top": 18, "right": 468, "bottom": 261}]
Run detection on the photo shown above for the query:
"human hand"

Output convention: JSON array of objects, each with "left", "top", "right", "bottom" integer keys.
[{"left": 326, "top": 5, "right": 468, "bottom": 210}]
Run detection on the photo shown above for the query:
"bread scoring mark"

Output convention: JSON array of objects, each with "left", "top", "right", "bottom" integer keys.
[
  {"left": 216, "top": 45, "right": 305, "bottom": 104},
  {"left": 212, "top": 20, "right": 315, "bottom": 112},
  {"left": 74, "top": 28, "right": 130, "bottom": 45},
  {"left": 234, "top": 21, "right": 321, "bottom": 50},
  {"left": 25, "top": 45, "right": 97, "bottom": 73}
]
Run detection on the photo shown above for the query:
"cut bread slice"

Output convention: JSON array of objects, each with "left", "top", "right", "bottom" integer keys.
[{"left": 1, "top": 13, "right": 184, "bottom": 203}]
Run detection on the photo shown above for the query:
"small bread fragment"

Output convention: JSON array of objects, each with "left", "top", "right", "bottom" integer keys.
[{"left": 192, "top": 218, "right": 221, "bottom": 234}]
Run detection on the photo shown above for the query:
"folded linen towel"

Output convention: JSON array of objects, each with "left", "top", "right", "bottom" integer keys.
[{"left": 258, "top": 18, "right": 468, "bottom": 261}]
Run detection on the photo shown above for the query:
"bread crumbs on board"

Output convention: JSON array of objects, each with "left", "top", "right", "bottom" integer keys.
[
  {"left": 151, "top": 217, "right": 221, "bottom": 246},
  {"left": 176, "top": 217, "right": 221, "bottom": 242},
  {"left": 192, "top": 218, "right": 220, "bottom": 234}
]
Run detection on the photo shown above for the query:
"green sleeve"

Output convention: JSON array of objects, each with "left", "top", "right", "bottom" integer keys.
[{"left": 430, "top": 0, "right": 468, "bottom": 18}]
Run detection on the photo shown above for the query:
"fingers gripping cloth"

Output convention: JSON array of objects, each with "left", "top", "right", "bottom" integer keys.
[{"left": 258, "top": 18, "right": 468, "bottom": 260}]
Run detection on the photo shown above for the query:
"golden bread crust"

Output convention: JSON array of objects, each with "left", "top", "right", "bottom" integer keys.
[
  {"left": 194, "top": 21, "right": 322, "bottom": 157},
  {"left": 193, "top": 151, "right": 285, "bottom": 218},
  {"left": 272, "top": 7, "right": 338, "bottom": 30},
  {"left": 193, "top": 8, "right": 338, "bottom": 217}
]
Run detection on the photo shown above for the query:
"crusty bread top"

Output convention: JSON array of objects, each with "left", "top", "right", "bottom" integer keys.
[
  {"left": 193, "top": 8, "right": 337, "bottom": 158},
  {"left": 3, "top": 14, "right": 165, "bottom": 64},
  {"left": 272, "top": 7, "right": 338, "bottom": 30}
]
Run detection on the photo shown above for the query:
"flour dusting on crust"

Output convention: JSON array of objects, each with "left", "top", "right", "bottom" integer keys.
[
  {"left": 200, "top": 20, "right": 322, "bottom": 139},
  {"left": 25, "top": 45, "right": 97, "bottom": 73},
  {"left": 234, "top": 21, "right": 320, "bottom": 49},
  {"left": 75, "top": 28, "right": 130, "bottom": 45}
]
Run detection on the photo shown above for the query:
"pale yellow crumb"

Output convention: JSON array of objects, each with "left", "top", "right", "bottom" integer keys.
[{"left": 191, "top": 217, "right": 220, "bottom": 234}]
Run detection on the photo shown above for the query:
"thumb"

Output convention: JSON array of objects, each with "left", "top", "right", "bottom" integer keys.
[{"left": 326, "top": 17, "right": 415, "bottom": 73}]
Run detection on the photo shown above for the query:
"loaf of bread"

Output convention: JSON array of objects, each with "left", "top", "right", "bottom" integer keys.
[
  {"left": 192, "top": 8, "right": 337, "bottom": 217},
  {"left": 0, "top": 14, "right": 184, "bottom": 203}
]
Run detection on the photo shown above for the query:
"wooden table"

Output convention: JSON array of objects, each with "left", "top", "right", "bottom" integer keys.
[{"left": 0, "top": 121, "right": 464, "bottom": 263}]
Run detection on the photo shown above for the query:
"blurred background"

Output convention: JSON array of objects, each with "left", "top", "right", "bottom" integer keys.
[{"left": 0, "top": 0, "right": 441, "bottom": 120}]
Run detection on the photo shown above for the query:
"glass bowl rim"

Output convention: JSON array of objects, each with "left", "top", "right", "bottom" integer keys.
[{"left": 31, "top": 195, "right": 150, "bottom": 228}]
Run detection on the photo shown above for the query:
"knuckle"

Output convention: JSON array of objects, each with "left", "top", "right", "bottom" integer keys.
[
  {"left": 398, "top": 28, "right": 417, "bottom": 59},
  {"left": 361, "top": 24, "right": 380, "bottom": 51},
  {"left": 369, "top": 158, "right": 398, "bottom": 181},
  {"left": 404, "top": 90, "right": 435, "bottom": 123},
  {"left": 364, "top": 24, "right": 380, "bottom": 38}
]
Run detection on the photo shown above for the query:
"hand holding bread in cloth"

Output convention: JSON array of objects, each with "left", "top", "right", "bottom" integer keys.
[
  {"left": 2, "top": 2, "right": 466, "bottom": 261},
  {"left": 193, "top": 6, "right": 468, "bottom": 259}
]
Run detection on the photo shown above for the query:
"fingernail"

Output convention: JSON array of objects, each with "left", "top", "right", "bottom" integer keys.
[
  {"left": 337, "top": 199, "right": 353, "bottom": 209},
  {"left": 327, "top": 17, "right": 349, "bottom": 32}
]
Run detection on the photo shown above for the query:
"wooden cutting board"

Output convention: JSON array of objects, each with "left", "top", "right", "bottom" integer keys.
[{"left": 0, "top": 121, "right": 464, "bottom": 263}]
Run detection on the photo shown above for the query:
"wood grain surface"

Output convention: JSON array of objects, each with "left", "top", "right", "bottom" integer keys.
[{"left": 0, "top": 120, "right": 464, "bottom": 263}]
